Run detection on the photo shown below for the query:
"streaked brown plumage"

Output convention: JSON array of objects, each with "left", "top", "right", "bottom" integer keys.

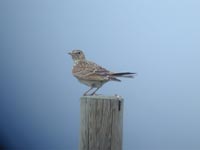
[{"left": 68, "top": 49, "right": 136, "bottom": 95}]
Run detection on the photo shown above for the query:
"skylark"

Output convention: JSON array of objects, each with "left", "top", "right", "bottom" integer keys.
[{"left": 68, "top": 49, "right": 136, "bottom": 96}]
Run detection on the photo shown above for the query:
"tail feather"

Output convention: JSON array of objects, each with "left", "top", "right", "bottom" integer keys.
[
  {"left": 111, "top": 72, "right": 136, "bottom": 78},
  {"left": 110, "top": 77, "right": 121, "bottom": 82}
]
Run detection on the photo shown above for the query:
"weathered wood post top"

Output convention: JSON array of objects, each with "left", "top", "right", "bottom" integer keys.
[{"left": 80, "top": 95, "right": 124, "bottom": 150}]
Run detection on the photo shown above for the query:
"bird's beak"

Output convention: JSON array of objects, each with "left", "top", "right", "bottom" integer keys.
[{"left": 68, "top": 52, "right": 72, "bottom": 55}]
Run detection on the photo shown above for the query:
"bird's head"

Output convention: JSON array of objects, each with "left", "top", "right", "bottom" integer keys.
[{"left": 68, "top": 49, "right": 86, "bottom": 63}]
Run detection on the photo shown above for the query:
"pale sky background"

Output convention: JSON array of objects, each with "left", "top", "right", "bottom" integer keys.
[{"left": 1, "top": 0, "right": 200, "bottom": 150}]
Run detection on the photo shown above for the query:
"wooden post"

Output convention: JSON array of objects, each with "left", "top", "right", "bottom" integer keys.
[{"left": 80, "top": 95, "right": 124, "bottom": 150}]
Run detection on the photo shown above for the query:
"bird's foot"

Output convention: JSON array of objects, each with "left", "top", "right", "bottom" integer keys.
[{"left": 90, "top": 93, "right": 103, "bottom": 96}]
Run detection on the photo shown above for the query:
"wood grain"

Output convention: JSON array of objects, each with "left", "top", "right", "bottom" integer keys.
[{"left": 80, "top": 95, "right": 123, "bottom": 150}]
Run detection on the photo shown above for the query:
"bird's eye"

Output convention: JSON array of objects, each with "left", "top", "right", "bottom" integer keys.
[{"left": 77, "top": 52, "right": 81, "bottom": 54}]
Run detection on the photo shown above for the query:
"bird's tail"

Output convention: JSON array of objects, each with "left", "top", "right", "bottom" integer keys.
[{"left": 111, "top": 72, "right": 137, "bottom": 78}]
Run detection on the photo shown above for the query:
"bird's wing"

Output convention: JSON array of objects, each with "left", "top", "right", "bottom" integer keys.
[{"left": 72, "top": 60, "right": 115, "bottom": 81}]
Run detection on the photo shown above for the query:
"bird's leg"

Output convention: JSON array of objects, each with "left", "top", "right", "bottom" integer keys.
[
  {"left": 83, "top": 87, "right": 93, "bottom": 96},
  {"left": 90, "top": 86, "right": 101, "bottom": 95}
]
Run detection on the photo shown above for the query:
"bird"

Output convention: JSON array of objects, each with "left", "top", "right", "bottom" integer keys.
[{"left": 68, "top": 49, "right": 136, "bottom": 96}]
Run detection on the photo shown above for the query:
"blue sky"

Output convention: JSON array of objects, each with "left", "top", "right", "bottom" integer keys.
[{"left": 1, "top": 0, "right": 200, "bottom": 149}]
